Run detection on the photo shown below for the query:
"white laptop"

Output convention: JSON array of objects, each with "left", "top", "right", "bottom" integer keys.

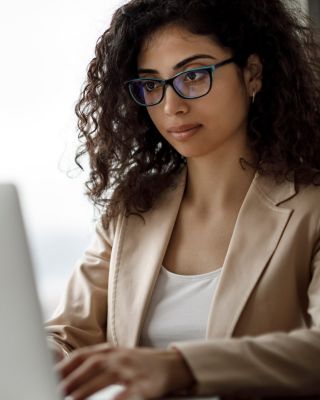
[{"left": 0, "top": 183, "right": 62, "bottom": 399}]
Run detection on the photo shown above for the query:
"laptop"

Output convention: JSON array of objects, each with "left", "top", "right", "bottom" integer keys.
[
  {"left": 0, "top": 183, "right": 128, "bottom": 400},
  {"left": 0, "top": 183, "right": 63, "bottom": 399}
]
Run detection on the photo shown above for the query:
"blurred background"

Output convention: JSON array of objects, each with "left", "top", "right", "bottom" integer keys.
[
  {"left": 0, "top": 0, "right": 318, "bottom": 320},
  {"left": 0, "top": 0, "right": 125, "bottom": 318}
]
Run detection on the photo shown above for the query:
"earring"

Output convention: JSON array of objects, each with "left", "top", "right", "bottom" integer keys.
[{"left": 251, "top": 90, "right": 256, "bottom": 104}]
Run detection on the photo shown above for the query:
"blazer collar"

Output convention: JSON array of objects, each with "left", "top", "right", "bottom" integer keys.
[
  {"left": 110, "top": 169, "right": 297, "bottom": 345},
  {"left": 253, "top": 172, "right": 296, "bottom": 206}
]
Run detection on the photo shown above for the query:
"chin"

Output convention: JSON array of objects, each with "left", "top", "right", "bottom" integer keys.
[{"left": 170, "top": 144, "right": 212, "bottom": 159}]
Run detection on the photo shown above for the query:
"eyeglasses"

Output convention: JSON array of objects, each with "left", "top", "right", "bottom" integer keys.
[{"left": 125, "top": 57, "right": 235, "bottom": 107}]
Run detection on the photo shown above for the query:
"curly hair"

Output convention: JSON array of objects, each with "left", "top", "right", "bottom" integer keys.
[{"left": 75, "top": 0, "right": 320, "bottom": 228}]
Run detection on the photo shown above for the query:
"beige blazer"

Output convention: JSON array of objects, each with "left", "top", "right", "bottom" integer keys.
[{"left": 46, "top": 170, "right": 320, "bottom": 397}]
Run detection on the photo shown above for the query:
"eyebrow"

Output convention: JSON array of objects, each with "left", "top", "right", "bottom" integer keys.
[{"left": 137, "top": 54, "right": 217, "bottom": 74}]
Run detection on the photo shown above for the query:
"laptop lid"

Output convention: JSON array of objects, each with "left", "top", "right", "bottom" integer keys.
[{"left": 0, "top": 183, "right": 62, "bottom": 400}]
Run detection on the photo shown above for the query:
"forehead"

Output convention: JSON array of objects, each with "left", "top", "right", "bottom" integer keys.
[{"left": 137, "top": 25, "right": 228, "bottom": 69}]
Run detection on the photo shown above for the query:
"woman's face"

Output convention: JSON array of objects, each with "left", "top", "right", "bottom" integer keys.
[{"left": 137, "top": 25, "right": 262, "bottom": 159}]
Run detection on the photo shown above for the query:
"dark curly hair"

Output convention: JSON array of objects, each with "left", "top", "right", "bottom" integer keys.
[{"left": 75, "top": 0, "right": 320, "bottom": 228}]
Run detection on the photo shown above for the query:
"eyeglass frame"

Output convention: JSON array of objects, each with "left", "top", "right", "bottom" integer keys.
[{"left": 125, "top": 57, "right": 236, "bottom": 107}]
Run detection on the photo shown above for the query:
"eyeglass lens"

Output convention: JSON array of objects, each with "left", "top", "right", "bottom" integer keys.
[{"left": 129, "top": 67, "right": 212, "bottom": 106}]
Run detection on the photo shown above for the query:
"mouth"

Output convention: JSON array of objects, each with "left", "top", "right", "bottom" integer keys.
[{"left": 167, "top": 124, "right": 202, "bottom": 140}]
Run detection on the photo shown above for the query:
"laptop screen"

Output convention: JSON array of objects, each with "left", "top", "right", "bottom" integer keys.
[{"left": 0, "top": 183, "right": 62, "bottom": 400}]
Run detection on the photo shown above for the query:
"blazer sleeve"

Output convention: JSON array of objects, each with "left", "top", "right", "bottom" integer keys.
[
  {"left": 170, "top": 240, "right": 320, "bottom": 397},
  {"left": 45, "top": 217, "right": 114, "bottom": 356}
]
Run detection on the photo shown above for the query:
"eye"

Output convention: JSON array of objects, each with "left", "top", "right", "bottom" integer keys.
[
  {"left": 184, "top": 70, "right": 206, "bottom": 82},
  {"left": 185, "top": 71, "right": 197, "bottom": 80},
  {"left": 143, "top": 80, "right": 161, "bottom": 92}
]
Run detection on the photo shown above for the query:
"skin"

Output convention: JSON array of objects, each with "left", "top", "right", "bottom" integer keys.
[
  {"left": 57, "top": 24, "right": 263, "bottom": 399},
  {"left": 57, "top": 344, "right": 194, "bottom": 400}
]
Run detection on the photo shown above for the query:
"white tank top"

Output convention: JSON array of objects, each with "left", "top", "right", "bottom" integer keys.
[{"left": 139, "top": 266, "right": 222, "bottom": 349}]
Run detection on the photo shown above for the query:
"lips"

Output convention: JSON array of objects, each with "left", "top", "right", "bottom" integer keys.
[
  {"left": 167, "top": 124, "right": 202, "bottom": 141},
  {"left": 167, "top": 124, "right": 201, "bottom": 133}
]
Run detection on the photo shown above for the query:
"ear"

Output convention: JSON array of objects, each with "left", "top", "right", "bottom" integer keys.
[{"left": 243, "top": 54, "right": 263, "bottom": 97}]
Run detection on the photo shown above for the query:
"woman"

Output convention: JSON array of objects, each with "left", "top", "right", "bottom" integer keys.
[{"left": 46, "top": 0, "right": 320, "bottom": 399}]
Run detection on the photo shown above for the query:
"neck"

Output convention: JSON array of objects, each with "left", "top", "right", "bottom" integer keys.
[{"left": 184, "top": 146, "right": 256, "bottom": 213}]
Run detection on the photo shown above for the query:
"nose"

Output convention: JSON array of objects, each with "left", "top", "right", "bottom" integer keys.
[{"left": 163, "top": 85, "right": 189, "bottom": 116}]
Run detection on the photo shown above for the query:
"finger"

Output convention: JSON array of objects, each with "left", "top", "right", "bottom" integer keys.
[
  {"left": 56, "top": 352, "right": 87, "bottom": 379},
  {"left": 63, "top": 355, "right": 141, "bottom": 399},
  {"left": 61, "top": 354, "right": 112, "bottom": 395},
  {"left": 67, "top": 372, "right": 119, "bottom": 400},
  {"left": 56, "top": 345, "right": 114, "bottom": 378}
]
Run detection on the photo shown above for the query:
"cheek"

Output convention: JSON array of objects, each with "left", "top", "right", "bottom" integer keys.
[{"left": 207, "top": 82, "right": 250, "bottom": 129}]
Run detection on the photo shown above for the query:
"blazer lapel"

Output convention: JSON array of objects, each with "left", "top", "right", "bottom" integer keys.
[
  {"left": 110, "top": 171, "right": 186, "bottom": 347},
  {"left": 206, "top": 173, "right": 296, "bottom": 338}
]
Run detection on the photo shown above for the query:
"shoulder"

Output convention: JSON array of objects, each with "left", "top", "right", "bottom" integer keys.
[
  {"left": 272, "top": 179, "right": 320, "bottom": 237},
  {"left": 254, "top": 172, "right": 320, "bottom": 209},
  {"left": 288, "top": 182, "right": 320, "bottom": 219},
  {"left": 248, "top": 173, "right": 320, "bottom": 243}
]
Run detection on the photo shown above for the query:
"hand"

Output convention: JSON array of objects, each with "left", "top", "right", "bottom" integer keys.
[{"left": 56, "top": 343, "right": 195, "bottom": 400}]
